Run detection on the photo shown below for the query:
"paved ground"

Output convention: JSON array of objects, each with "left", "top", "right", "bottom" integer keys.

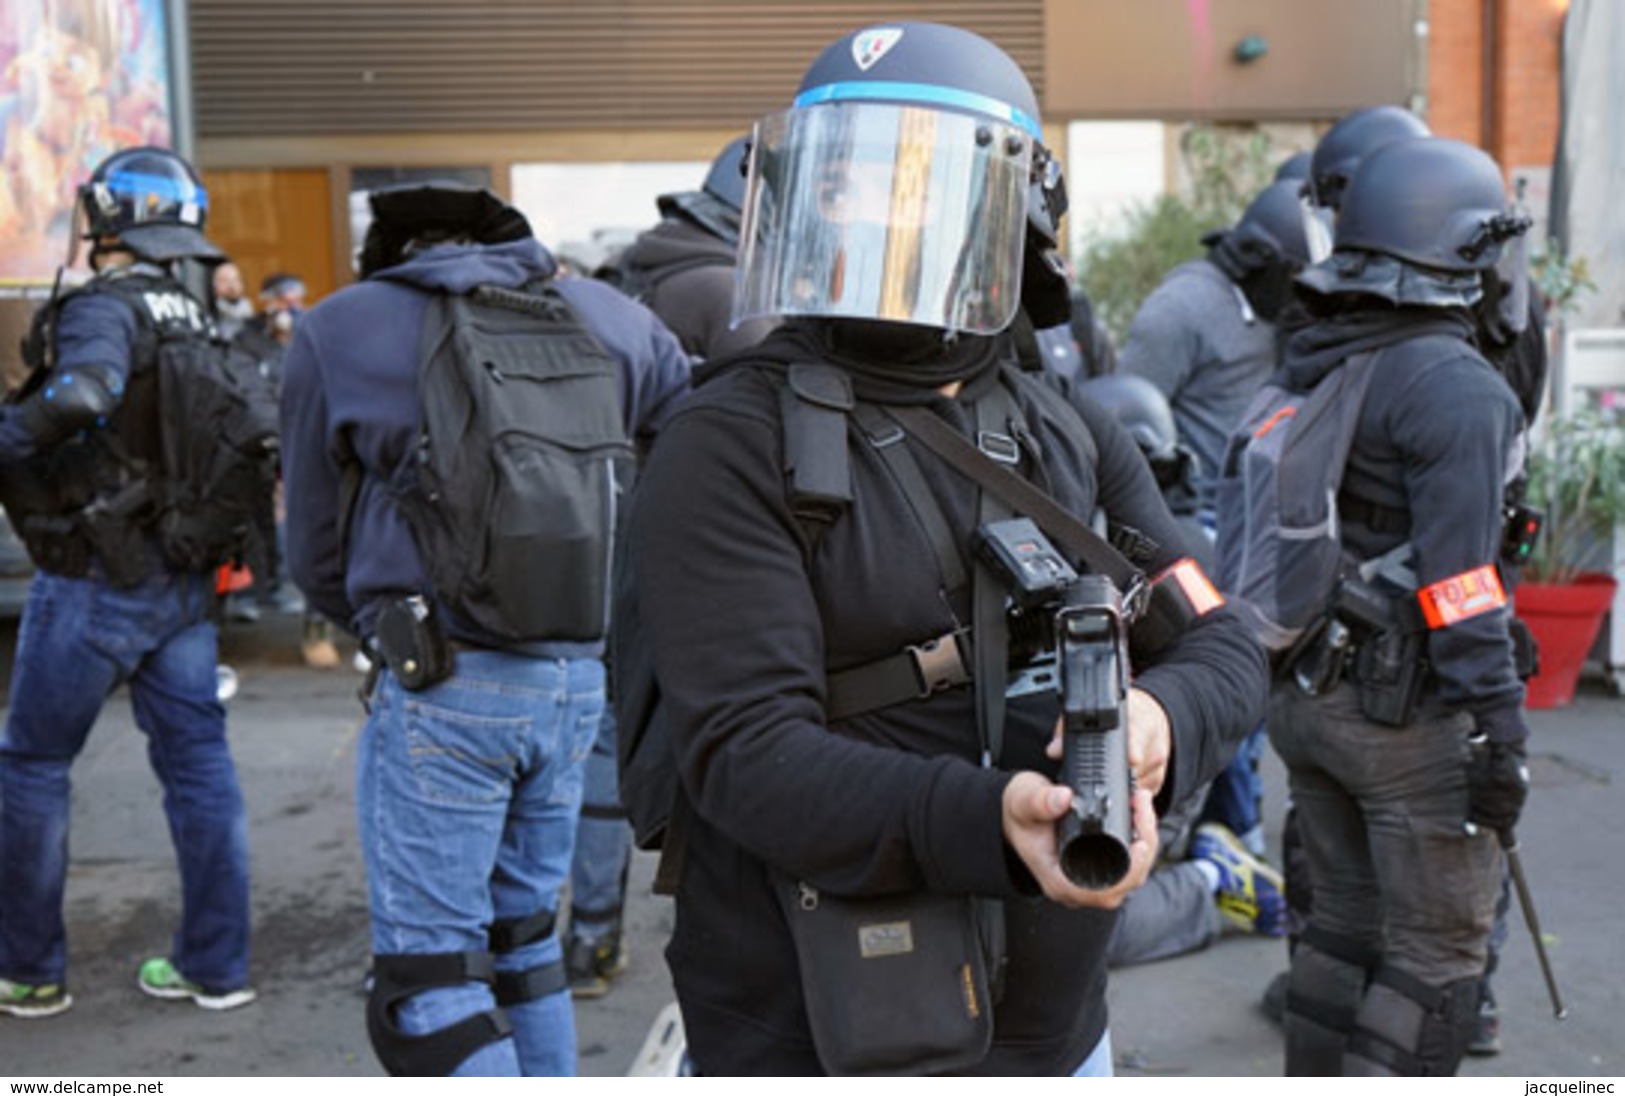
[{"left": 0, "top": 611, "right": 1620, "bottom": 1077}]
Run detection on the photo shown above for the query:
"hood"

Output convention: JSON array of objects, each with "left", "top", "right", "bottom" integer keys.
[
  {"left": 622, "top": 217, "right": 737, "bottom": 277},
  {"left": 1279, "top": 307, "right": 1475, "bottom": 391},
  {"left": 373, "top": 236, "right": 556, "bottom": 295}
]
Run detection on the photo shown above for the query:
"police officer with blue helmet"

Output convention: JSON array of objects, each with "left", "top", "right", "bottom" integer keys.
[
  {"left": 1271, "top": 136, "right": 1534, "bottom": 1077},
  {"left": 624, "top": 22, "right": 1266, "bottom": 1075},
  {"left": 0, "top": 146, "right": 255, "bottom": 1019}
]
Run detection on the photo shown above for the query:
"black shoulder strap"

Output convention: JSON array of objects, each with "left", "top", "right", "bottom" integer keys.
[
  {"left": 334, "top": 291, "right": 453, "bottom": 570},
  {"left": 779, "top": 363, "right": 855, "bottom": 549},
  {"left": 885, "top": 402, "right": 1146, "bottom": 599}
]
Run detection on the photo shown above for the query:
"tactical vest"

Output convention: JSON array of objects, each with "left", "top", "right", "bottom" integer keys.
[{"left": 1, "top": 269, "right": 267, "bottom": 585}]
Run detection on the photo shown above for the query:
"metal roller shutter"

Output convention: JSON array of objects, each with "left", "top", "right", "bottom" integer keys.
[{"left": 191, "top": 1, "right": 1044, "bottom": 138}]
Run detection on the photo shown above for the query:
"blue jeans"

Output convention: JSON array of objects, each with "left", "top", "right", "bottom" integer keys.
[
  {"left": 1199, "top": 722, "right": 1266, "bottom": 842},
  {"left": 0, "top": 568, "right": 250, "bottom": 990},
  {"left": 568, "top": 704, "right": 632, "bottom": 942},
  {"left": 358, "top": 652, "right": 602, "bottom": 1077}
]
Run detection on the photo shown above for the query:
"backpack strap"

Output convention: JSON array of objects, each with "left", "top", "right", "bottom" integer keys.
[
  {"left": 334, "top": 291, "right": 455, "bottom": 572},
  {"left": 780, "top": 363, "right": 855, "bottom": 547},
  {"left": 885, "top": 402, "right": 1148, "bottom": 601}
]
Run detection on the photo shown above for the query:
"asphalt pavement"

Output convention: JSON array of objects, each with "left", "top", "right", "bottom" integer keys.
[{"left": 0, "top": 610, "right": 1619, "bottom": 1077}]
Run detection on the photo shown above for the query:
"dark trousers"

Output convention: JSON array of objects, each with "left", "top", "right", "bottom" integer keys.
[{"left": 1270, "top": 680, "right": 1500, "bottom": 986}]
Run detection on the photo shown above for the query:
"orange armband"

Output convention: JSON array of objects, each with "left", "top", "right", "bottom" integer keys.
[
  {"left": 1154, "top": 557, "right": 1225, "bottom": 617},
  {"left": 1417, "top": 565, "right": 1507, "bottom": 629}
]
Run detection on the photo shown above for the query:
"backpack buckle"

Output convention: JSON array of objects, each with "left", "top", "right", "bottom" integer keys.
[
  {"left": 906, "top": 631, "right": 971, "bottom": 697},
  {"left": 977, "top": 430, "right": 1021, "bottom": 465}
]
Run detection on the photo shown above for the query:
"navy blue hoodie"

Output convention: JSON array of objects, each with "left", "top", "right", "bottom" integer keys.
[{"left": 280, "top": 237, "right": 690, "bottom": 652}]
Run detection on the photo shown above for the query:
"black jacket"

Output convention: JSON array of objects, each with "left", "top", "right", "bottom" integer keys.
[
  {"left": 1279, "top": 307, "right": 1529, "bottom": 742},
  {"left": 627, "top": 326, "right": 1268, "bottom": 1074}
]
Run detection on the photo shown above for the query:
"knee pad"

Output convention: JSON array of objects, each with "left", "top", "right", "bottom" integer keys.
[
  {"left": 1284, "top": 927, "right": 1379, "bottom": 1076},
  {"left": 366, "top": 951, "right": 512, "bottom": 1076},
  {"left": 1346, "top": 968, "right": 1479, "bottom": 1077},
  {"left": 489, "top": 908, "right": 567, "bottom": 1006}
]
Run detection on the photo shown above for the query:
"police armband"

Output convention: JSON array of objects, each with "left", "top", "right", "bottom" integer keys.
[
  {"left": 1129, "top": 557, "right": 1225, "bottom": 662},
  {"left": 15, "top": 362, "right": 125, "bottom": 448},
  {"left": 1416, "top": 565, "right": 1508, "bottom": 630}
]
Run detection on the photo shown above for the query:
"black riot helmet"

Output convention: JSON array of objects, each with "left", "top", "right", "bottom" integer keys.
[
  {"left": 1297, "top": 138, "right": 1530, "bottom": 309},
  {"left": 734, "top": 22, "right": 1067, "bottom": 335},
  {"left": 657, "top": 136, "right": 750, "bottom": 245},
  {"left": 79, "top": 146, "right": 224, "bottom": 264},
  {"left": 359, "top": 182, "right": 532, "bottom": 278},
  {"left": 1205, "top": 180, "right": 1314, "bottom": 321},
  {"left": 1336, "top": 138, "right": 1528, "bottom": 272},
  {"left": 1273, "top": 150, "right": 1312, "bottom": 185},
  {"left": 1079, "top": 374, "right": 1179, "bottom": 463},
  {"left": 701, "top": 137, "right": 750, "bottom": 213},
  {"left": 1078, "top": 374, "right": 1194, "bottom": 494},
  {"left": 1208, "top": 180, "right": 1314, "bottom": 274},
  {"left": 1308, "top": 105, "right": 1430, "bottom": 212}
]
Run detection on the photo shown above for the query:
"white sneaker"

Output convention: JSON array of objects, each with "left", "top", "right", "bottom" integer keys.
[{"left": 627, "top": 1001, "right": 689, "bottom": 1076}]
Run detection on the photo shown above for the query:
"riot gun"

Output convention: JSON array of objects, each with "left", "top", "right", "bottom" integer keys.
[
  {"left": 1054, "top": 574, "right": 1135, "bottom": 888},
  {"left": 975, "top": 519, "right": 1135, "bottom": 889}
]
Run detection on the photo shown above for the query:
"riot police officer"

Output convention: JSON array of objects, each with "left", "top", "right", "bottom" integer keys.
[
  {"left": 621, "top": 22, "right": 1266, "bottom": 1075},
  {"left": 0, "top": 147, "right": 255, "bottom": 1018},
  {"left": 1270, "top": 136, "right": 1533, "bottom": 1076}
]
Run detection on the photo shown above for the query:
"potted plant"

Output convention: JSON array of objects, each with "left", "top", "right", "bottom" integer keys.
[{"left": 1514, "top": 405, "right": 1625, "bottom": 707}]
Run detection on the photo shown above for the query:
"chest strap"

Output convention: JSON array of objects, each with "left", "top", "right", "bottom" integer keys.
[{"left": 824, "top": 628, "right": 973, "bottom": 722}]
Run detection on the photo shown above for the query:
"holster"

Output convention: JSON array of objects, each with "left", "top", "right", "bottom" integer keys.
[
  {"left": 74, "top": 481, "right": 156, "bottom": 589},
  {"left": 373, "top": 596, "right": 455, "bottom": 691},
  {"left": 1348, "top": 626, "right": 1427, "bottom": 727}
]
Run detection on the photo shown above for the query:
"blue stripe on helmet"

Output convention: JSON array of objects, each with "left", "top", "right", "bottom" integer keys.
[
  {"left": 104, "top": 169, "right": 208, "bottom": 211},
  {"left": 793, "top": 81, "right": 1042, "bottom": 139}
]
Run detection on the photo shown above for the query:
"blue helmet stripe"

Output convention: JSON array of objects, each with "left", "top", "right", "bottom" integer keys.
[
  {"left": 793, "top": 81, "right": 1042, "bottom": 139},
  {"left": 104, "top": 169, "right": 208, "bottom": 211}
]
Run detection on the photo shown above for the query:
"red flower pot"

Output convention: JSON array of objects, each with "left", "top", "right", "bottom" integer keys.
[{"left": 1513, "top": 574, "right": 1620, "bottom": 709}]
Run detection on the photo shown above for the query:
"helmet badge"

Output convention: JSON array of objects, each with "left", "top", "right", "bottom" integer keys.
[{"left": 852, "top": 27, "right": 903, "bottom": 71}]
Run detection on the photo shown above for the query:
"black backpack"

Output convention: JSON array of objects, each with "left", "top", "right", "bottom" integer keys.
[
  {"left": 7, "top": 274, "right": 279, "bottom": 578},
  {"left": 359, "top": 280, "right": 635, "bottom": 644}
]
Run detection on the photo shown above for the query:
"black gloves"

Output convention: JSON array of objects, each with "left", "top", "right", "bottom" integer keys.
[{"left": 1464, "top": 735, "right": 1529, "bottom": 838}]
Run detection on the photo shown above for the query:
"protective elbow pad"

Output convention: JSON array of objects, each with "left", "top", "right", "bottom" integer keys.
[{"left": 16, "top": 363, "right": 125, "bottom": 447}]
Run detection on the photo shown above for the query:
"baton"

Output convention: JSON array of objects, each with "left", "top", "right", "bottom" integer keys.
[{"left": 1500, "top": 830, "right": 1569, "bottom": 1020}]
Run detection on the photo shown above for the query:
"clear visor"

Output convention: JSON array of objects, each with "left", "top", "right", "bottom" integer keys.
[
  {"left": 1300, "top": 196, "right": 1335, "bottom": 265},
  {"left": 734, "top": 101, "right": 1033, "bottom": 336},
  {"left": 1494, "top": 216, "right": 1531, "bottom": 334}
]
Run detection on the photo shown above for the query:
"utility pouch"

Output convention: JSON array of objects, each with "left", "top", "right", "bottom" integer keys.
[
  {"left": 18, "top": 516, "right": 92, "bottom": 579},
  {"left": 1350, "top": 627, "right": 1426, "bottom": 727},
  {"left": 374, "top": 596, "right": 454, "bottom": 692},
  {"left": 1291, "top": 618, "right": 1351, "bottom": 697},
  {"left": 76, "top": 482, "right": 155, "bottom": 589},
  {"left": 772, "top": 873, "right": 992, "bottom": 1076}
]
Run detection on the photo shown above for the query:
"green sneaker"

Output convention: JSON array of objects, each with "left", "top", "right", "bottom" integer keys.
[
  {"left": 0, "top": 978, "right": 73, "bottom": 1018},
  {"left": 137, "top": 957, "right": 257, "bottom": 1012}
]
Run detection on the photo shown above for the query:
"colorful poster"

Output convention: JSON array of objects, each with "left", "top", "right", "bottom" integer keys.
[{"left": 0, "top": 0, "right": 174, "bottom": 284}]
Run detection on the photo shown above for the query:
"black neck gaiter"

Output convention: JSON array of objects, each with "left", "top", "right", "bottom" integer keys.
[{"left": 782, "top": 319, "right": 1005, "bottom": 403}]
